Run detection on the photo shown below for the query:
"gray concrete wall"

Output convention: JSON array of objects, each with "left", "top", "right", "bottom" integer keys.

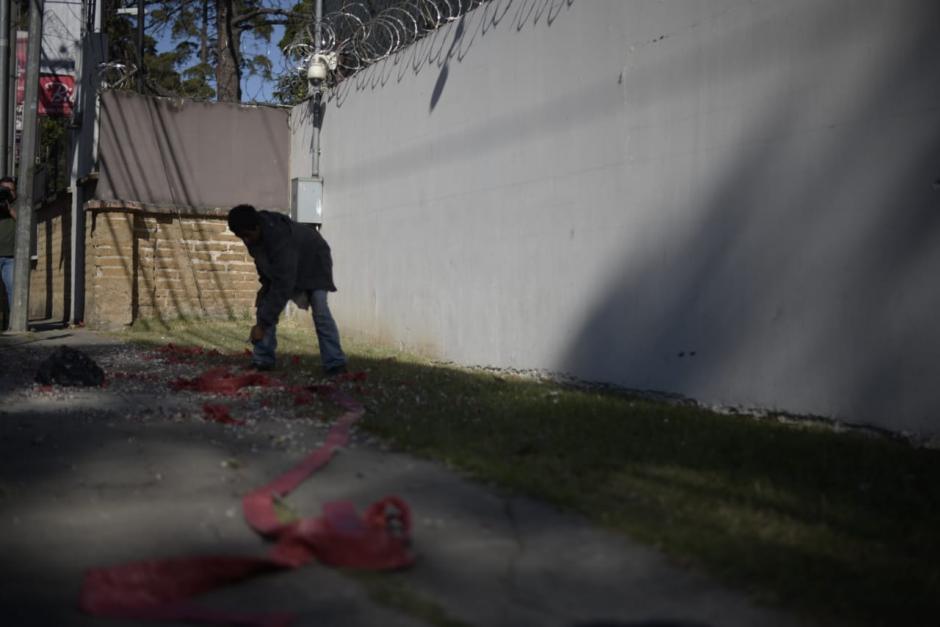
[
  {"left": 294, "top": 0, "right": 940, "bottom": 435},
  {"left": 98, "top": 91, "right": 290, "bottom": 211}
]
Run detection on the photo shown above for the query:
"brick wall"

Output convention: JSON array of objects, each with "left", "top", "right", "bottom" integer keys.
[
  {"left": 84, "top": 202, "right": 258, "bottom": 329},
  {"left": 29, "top": 194, "right": 72, "bottom": 323}
]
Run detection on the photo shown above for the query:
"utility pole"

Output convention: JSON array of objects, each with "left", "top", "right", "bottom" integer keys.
[
  {"left": 9, "top": 0, "right": 43, "bottom": 333},
  {"left": 70, "top": 0, "right": 104, "bottom": 326},
  {"left": 0, "top": 0, "right": 10, "bottom": 177}
]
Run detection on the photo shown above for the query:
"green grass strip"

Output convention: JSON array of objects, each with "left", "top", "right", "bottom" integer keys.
[{"left": 121, "top": 320, "right": 940, "bottom": 627}]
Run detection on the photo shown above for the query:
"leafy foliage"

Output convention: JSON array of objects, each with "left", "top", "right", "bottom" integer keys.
[
  {"left": 103, "top": 0, "right": 299, "bottom": 102},
  {"left": 272, "top": 67, "right": 308, "bottom": 105},
  {"left": 101, "top": 1, "right": 483, "bottom": 104},
  {"left": 38, "top": 116, "right": 70, "bottom": 198},
  {"left": 102, "top": 0, "right": 216, "bottom": 99}
]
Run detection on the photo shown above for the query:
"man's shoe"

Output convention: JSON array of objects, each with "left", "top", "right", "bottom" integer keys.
[
  {"left": 250, "top": 362, "right": 275, "bottom": 372},
  {"left": 324, "top": 364, "right": 347, "bottom": 377}
]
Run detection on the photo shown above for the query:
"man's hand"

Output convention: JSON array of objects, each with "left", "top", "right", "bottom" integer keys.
[{"left": 249, "top": 324, "right": 265, "bottom": 343}]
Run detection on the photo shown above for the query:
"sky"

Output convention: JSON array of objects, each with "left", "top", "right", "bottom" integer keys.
[{"left": 240, "top": 22, "right": 294, "bottom": 103}]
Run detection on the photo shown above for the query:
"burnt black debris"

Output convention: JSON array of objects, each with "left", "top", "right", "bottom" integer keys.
[{"left": 35, "top": 346, "right": 106, "bottom": 387}]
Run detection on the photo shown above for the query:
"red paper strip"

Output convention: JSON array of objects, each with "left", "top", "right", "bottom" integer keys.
[{"left": 80, "top": 390, "right": 413, "bottom": 626}]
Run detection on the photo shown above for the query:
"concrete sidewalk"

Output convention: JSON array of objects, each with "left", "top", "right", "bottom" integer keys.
[{"left": 0, "top": 329, "right": 808, "bottom": 627}]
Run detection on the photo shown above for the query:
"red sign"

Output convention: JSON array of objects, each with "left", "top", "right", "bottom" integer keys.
[
  {"left": 39, "top": 75, "right": 75, "bottom": 116},
  {"left": 16, "top": 32, "right": 76, "bottom": 117}
]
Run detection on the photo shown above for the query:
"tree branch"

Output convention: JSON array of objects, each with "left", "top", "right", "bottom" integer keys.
[
  {"left": 232, "top": 7, "right": 306, "bottom": 27},
  {"left": 239, "top": 19, "right": 291, "bottom": 32}
]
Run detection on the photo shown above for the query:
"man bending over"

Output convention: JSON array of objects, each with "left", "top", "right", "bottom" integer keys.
[{"left": 227, "top": 204, "right": 347, "bottom": 376}]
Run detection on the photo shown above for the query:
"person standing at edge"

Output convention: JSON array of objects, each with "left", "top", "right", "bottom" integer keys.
[
  {"left": 0, "top": 177, "right": 18, "bottom": 331},
  {"left": 227, "top": 204, "right": 348, "bottom": 376}
]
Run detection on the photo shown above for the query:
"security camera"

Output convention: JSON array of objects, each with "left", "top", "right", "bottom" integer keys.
[{"left": 307, "top": 58, "right": 328, "bottom": 82}]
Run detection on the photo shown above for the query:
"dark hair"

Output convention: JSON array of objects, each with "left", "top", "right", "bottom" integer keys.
[
  {"left": 0, "top": 176, "right": 14, "bottom": 204},
  {"left": 228, "top": 204, "right": 260, "bottom": 235}
]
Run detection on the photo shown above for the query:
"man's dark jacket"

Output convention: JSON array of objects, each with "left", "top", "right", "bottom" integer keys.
[{"left": 246, "top": 210, "right": 336, "bottom": 328}]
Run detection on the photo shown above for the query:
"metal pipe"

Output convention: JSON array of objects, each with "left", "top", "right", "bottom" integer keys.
[
  {"left": 9, "top": 0, "right": 44, "bottom": 332},
  {"left": 314, "top": 0, "right": 323, "bottom": 55},
  {"left": 311, "top": 0, "right": 323, "bottom": 178}
]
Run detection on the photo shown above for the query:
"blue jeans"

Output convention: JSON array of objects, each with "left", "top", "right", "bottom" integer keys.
[
  {"left": 0, "top": 256, "right": 13, "bottom": 322},
  {"left": 252, "top": 289, "right": 347, "bottom": 370}
]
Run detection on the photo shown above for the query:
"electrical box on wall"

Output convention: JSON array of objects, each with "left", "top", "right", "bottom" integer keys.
[{"left": 291, "top": 177, "right": 323, "bottom": 224}]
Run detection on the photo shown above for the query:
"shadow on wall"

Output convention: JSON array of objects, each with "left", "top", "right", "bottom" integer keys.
[
  {"left": 331, "top": 0, "right": 574, "bottom": 109},
  {"left": 90, "top": 209, "right": 241, "bottom": 325},
  {"left": 559, "top": 2, "right": 940, "bottom": 433},
  {"left": 22, "top": 198, "right": 73, "bottom": 324},
  {"left": 429, "top": 15, "right": 465, "bottom": 113},
  {"left": 131, "top": 214, "right": 241, "bottom": 322},
  {"left": 43, "top": 202, "right": 72, "bottom": 323}
]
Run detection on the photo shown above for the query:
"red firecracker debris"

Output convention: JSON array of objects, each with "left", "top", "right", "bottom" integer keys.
[
  {"left": 337, "top": 371, "right": 368, "bottom": 383},
  {"left": 284, "top": 385, "right": 314, "bottom": 407},
  {"left": 171, "top": 368, "right": 278, "bottom": 395},
  {"left": 293, "top": 391, "right": 314, "bottom": 406},
  {"left": 166, "top": 345, "right": 195, "bottom": 357},
  {"left": 202, "top": 404, "right": 244, "bottom": 425}
]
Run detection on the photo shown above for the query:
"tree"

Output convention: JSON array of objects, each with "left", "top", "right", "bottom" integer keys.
[
  {"left": 148, "top": 0, "right": 217, "bottom": 99},
  {"left": 274, "top": 0, "right": 339, "bottom": 106},
  {"left": 102, "top": 0, "right": 214, "bottom": 99},
  {"left": 158, "top": 0, "right": 296, "bottom": 102},
  {"left": 114, "top": 0, "right": 479, "bottom": 104}
]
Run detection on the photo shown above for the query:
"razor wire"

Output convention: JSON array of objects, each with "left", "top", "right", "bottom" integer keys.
[
  {"left": 96, "top": 62, "right": 137, "bottom": 91},
  {"left": 283, "top": 0, "right": 487, "bottom": 85}
]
